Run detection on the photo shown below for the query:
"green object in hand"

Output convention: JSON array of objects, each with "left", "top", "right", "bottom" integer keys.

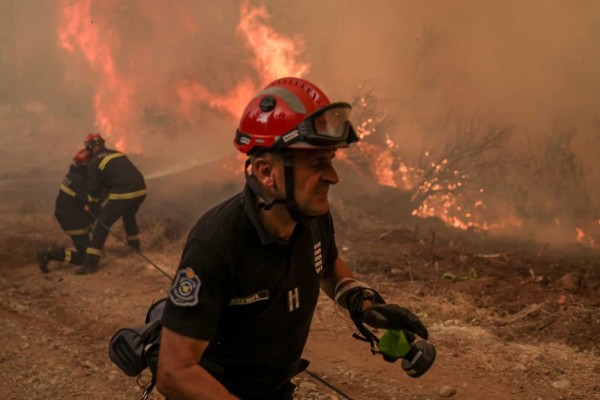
[{"left": 377, "top": 329, "right": 412, "bottom": 358}]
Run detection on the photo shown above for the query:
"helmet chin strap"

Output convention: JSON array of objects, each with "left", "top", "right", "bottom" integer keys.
[{"left": 244, "top": 151, "right": 315, "bottom": 225}]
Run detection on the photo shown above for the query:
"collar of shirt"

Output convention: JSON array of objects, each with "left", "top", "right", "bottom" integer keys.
[{"left": 242, "top": 184, "right": 304, "bottom": 246}]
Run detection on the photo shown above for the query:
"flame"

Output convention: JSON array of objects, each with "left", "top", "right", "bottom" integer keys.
[
  {"left": 575, "top": 227, "right": 597, "bottom": 247},
  {"left": 58, "top": 0, "right": 137, "bottom": 152},
  {"left": 175, "top": 77, "right": 258, "bottom": 122},
  {"left": 349, "top": 92, "right": 524, "bottom": 232},
  {"left": 237, "top": 0, "right": 309, "bottom": 82},
  {"left": 58, "top": 1, "right": 309, "bottom": 152},
  {"left": 175, "top": 0, "right": 309, "bottom": 123}
]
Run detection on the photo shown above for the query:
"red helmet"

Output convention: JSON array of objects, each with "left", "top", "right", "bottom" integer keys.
[
  {"left": 234, "top": 77, "right": 358, "bottom": 154},
  {"left": 84, "top": 133, "right": 105, "bottom": 149},
  {"left": 73, "top": 148, "right": 92, "bottom": 166}
]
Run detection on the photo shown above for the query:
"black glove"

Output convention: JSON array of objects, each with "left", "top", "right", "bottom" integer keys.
[
  {"left": 363, "top": 304, "right": 429, "bottom": 340},
  {"left": 346, "top": 287, "right": 429, "bottom": 340}
]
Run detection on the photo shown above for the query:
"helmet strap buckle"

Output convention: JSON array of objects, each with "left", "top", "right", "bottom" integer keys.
[{"left": 244, "top": 154, "right": 314, "bottom": 225}]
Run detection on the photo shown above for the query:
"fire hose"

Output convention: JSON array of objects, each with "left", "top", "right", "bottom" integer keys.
[{"left": 86, "top": 208, "right": 172, "bottom": 280}]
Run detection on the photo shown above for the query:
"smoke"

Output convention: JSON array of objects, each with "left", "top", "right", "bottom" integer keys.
[
  {"left": 273, "top": 1, "right": 600, "bottom": 166},
  {"left": 268, "top": 0, "right": 600, "bottom": 242},
  {"left": 1, "top": 0, "right": 599, "bottom": 241}
]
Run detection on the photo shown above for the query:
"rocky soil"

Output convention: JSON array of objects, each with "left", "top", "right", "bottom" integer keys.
[{"left": 1, "top": 199, "right": 599, "bottom": 400}]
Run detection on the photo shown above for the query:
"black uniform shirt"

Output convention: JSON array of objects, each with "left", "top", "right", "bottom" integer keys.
[
  {"left": 161, "top": 184, "right": 338, "bottom": 398},
  {"left": 55, "top": 164, "right": 94, "bottom": 231},
  {"left": 87, "top": 148, "right": 146, "bottom": 202}
]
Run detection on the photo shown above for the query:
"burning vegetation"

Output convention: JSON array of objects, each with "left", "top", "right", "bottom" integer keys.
[
  {"left": 1, "top": 3, "right": 600, "bottom": 399},
  {"left": 2, "top": 0, "right": 599, "bottom": 249},
  {"left": 335, "top": 86, "right": 599, "bottom": 248}
]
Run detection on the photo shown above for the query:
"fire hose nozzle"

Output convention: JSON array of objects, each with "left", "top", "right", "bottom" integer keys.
[
  {"left": 377, "top": 329, "right": 436, "bottom": 378},
  {"left": 400, "top": 339, "right": 436, "bottom": 378}
]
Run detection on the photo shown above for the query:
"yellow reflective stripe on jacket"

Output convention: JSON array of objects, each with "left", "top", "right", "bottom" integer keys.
[
  {"left": 65, "top": 250, "right": 72, "bottom": 262},
  {"left": 65, "top": 224, "right": 93, "bottom": 236},
  {"left": 65, "top": 228, "right": 89, "bottom": 235},
  {"left": 86, "top": 247, "right": 102, "bottom": 256},
  {"left": 60, "top": 184, "right": 77, "bottom": 197},
  {"left": 98, "top": 153, "right": 125, "bottom": 171},
  {"left": 108, "top": 189, "right": 147, "bottom": 200},
  {"left": 88, "top": 194, "right": 101, "bottom": 203}
]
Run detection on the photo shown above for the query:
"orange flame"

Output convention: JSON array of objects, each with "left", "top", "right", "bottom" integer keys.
[
  {"left": 175, "top": 78, "right": 257, "bottom": 122},
  {"left": 575, "top": 227, "right": 597, "bottom": 247},
  {"left": 58, "top": 0, "right": 138, "bottom": 152},
  {"left": 237, "top": 0, "right": 309, "bottom": 82},
  {"left": 575, "top": 227, "right": 586, "bottom": 242},
  {"left": 175, "top": 0, "right": 309, "bottom": 124},
  {"left": 350, "top": 93, "right": 525, "bottom": 231},
  {"left": 58, "top": 1, "right": 309, "bottom": 152}
]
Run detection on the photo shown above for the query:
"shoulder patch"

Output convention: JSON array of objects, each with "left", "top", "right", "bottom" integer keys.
[{"left": 169, "top": 267, "right": 201, "bottom": 307}]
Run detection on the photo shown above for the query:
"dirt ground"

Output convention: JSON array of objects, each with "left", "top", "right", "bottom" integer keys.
[{"left": 1, "top": 182, "right": 600, "bottom": 400}]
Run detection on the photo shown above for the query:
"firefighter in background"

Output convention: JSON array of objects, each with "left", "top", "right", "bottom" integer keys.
[
  {"left": 36, "top": 148, "right": 95, "bottom": 273},
  {"left": 78, "top": 133, "right": 147, "bottom": 275}
]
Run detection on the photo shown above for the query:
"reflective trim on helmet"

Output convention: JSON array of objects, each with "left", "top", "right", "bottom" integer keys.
[
  {"left": 256, "top": 87, "right": 306, "bottom": 114},
  {"left": 234, "top": 78, "right": 360, "bottom": 154}
]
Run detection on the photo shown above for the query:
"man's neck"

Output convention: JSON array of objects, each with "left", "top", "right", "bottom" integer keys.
[{"left": 258, "top": 203, "right": 296, "bottom": 240}]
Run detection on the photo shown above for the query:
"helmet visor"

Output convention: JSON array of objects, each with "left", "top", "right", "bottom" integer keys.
[
  {"left": 266, "top": 102, "right": 358, "bottom": 151},
  {"left": 297, "top": 102, "right": 356, "bottom": 147},
  {"left": 311, "top": 103, "right": 352, "bottom": 139}
]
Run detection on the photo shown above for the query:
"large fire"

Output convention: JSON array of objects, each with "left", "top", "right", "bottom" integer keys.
[
  {"left": 58, "top": 0, "right": 136, "bottom": 151},
  {"left": 56, "top": 1, "right": 596, "bottom": 245},
  {"left": 346, "top": 93, "right": 600, "bottom": 246},
  {"left": 175, "top": 0, "right": 310, "bottom": 124},
  {"left": 58, "top": 0, "right": 309, "bottom": 152}
]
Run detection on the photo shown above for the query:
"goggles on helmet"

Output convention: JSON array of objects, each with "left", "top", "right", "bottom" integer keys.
[{"left": 279, "top": 102, "right": 358, "bottom": 148}]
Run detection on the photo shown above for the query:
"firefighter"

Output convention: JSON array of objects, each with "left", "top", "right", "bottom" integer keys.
[
  {"left": 156, "top": 77, "right": 429, "bottom": 399},
  {"left": 78, "top": 133, "right": 147, "bottom": 275},
  {"left": 36, "top": 148, "right": 95, "bottom": 273}
]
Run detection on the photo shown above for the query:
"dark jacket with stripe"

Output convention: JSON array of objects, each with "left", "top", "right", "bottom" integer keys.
[
  {"left": 87, "top": 148, "right": 146, "bottom": 203},
  {"left": 55, "top": 164, "right": 94, "bottom": 233}
]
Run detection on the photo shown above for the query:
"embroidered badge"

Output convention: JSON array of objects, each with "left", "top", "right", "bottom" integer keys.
[
  {"left": 228, "top": 290, "right": 270, "bottom": 306},
  {"left": 169, "top": 267, "right": 201, "bottom": 307}
]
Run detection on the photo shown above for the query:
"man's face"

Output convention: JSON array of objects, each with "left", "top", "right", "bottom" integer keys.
[{"left": 291, "top": 148, "right": 339, "bottom": 216}]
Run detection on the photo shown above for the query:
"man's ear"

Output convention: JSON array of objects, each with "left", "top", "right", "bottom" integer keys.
[{"left": 252, "top": 156, "right": 275, "bottom": 188}]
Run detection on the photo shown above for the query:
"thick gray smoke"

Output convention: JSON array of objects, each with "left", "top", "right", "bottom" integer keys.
[{"left": 1, "top": 0, "right": 599, "bottom": 242}]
